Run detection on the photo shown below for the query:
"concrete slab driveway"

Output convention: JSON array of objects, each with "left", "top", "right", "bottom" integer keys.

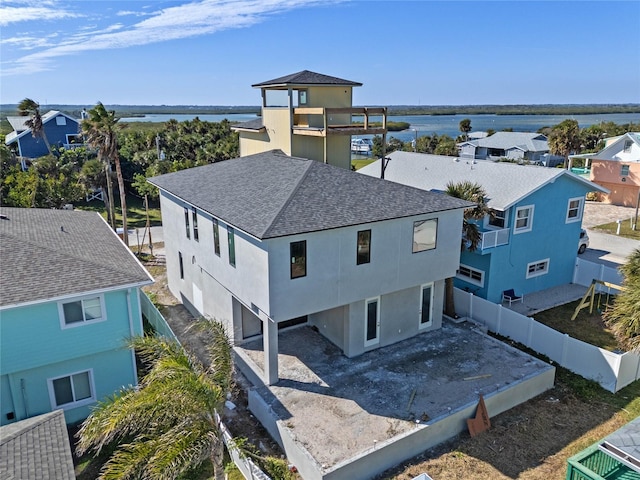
[{"left": 581, "top": 202, "right": 639, "bottom": 266}]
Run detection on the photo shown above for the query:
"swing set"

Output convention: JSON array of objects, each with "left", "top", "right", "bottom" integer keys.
[{"left": 571, "top": 279, "right": 626, "bottom": 321}]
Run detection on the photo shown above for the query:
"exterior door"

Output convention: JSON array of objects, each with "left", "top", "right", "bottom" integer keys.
[
  {"left": 365, "top": 297, "right": 380, "bottom": 347},
  {"left": 192, "top": 283, "right": 203, "bottom": 314},
  {"left": 419, "top": 283, "right": 433, "bottom": 329}
]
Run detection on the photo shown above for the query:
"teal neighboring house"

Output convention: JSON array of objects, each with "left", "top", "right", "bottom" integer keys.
[{"left": 0, "top": 207, "right": 153, "bottom": 426}]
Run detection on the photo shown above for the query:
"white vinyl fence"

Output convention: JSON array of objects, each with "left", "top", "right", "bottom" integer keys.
[{"left": 454, "top": 259, "right": 639, "bottom": 393}]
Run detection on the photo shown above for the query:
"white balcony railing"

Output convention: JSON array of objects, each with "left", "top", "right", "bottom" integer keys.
[{"left": 479, "top": 228, "right": 510, "bottom": 250}]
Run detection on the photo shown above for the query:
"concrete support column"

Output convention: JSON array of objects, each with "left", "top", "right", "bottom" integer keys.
[{"left": 263, "top": 318, "right": 279, "bottom": 385}]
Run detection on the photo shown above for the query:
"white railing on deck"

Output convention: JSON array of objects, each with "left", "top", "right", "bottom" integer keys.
[{"left": 480, "top": 228, "right": 510, "bottom": 250}]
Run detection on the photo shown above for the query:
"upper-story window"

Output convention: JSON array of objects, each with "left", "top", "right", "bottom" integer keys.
[
  {"left": 184, "top": 207, "right": 190, "bottom": 239},
  {"left": 621, "top": 165, "right": 630, "bottom": 176},
  {"left": 298, "top": 90, "right": 308, "bottom": 105},
  {"left": 228, "top": 227, "right": 236, "bottom": 267},
  {"left": 412, "top": 219, "right": 437, "bottom": 253},
  {"left": 192, "top": 208, "right": 199, "bottom": 241},
  {"left": 623, "top": 140, "right": 633, "bottom": 153},
  {"left": 48, "top": 370, "right": 94, "bottom": 410},
  {"left": 179, "top": 252, "right": 184, "bottom": 279},
  {"left": 514, "top": 205, "right": 534, "bottom": 234},
  {"left": 357, "top": 230, "right": 371, "bottom": 265},
  {"left": 213, "top": 219, "right": 220, "bottom": 256},
  {"left": 488, "top": 209, "right": 506, "bottom": 229},
  {"left": 566, "top": 197, "right": 584, "bottom": 223},
  {"left": 290, "top": 240, "right": 307, "bottom": 278},
  {"left": 59, "top": 296, "right": 104, "bottom": 328},
  {"left": 56, "top": 116, "right": 67, "bottom": 126}
]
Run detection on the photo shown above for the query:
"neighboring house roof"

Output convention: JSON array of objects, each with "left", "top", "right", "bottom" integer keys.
[
  {"left": 230, "top": 117, "right": 265, "bottom": 132},
  {"left": 4, "top": 111, "right": 80, "bottom": 146},
  {"left": 357, "top": 152, "right": 608, "bottom": 211},
  {"left": 0, "top": 207, "right": 153, "bottom": 309},
  {"left": 599, "top": 415, "right": 640, "bottom": 470},
  {"left": 0, "top": 410, "right": 75, "bottom": 480},
  {"left": 459, "top": 131, "right": 550, "bottom": 153},
  {"left": 593, "top": 132, "right": 640, "bottom": 162},
  {"left": 148, "top": 150, "right": 472, "bottom": 240},
  {"left": 252, "top": 70, "right": 362, "bottom": 88}
]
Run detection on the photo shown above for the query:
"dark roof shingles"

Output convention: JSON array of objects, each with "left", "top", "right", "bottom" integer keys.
[
  {"left": 252, "top": 70, "right": 362, "bottom": 87},
  {"left": 0, "top": 208, "right": 152, "bottom": 307},
  {"left": 149, "top": 150, "right": 471, "bottom": 239}
]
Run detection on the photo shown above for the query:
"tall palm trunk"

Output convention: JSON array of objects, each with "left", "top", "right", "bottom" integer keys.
[
  {"left": 210, "top": 434, "right": 225, "bottom": 480},
  {"left": 113, "top": 154, "right": 128, "bottom": 245},
  {"left": 104, "top": 163, "right": 116, "bottom": 229}
]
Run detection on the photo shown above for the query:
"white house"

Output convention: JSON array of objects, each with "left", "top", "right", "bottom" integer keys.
[
  {"left": 458, "top": 131, "right": 564, "bottom": 165},
  {"left": 148, "top": 149, "right": 472, "bottom": 384}
]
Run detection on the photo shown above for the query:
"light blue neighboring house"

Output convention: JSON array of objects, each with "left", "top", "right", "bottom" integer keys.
[
  {"left": 4, "top": 111, "right": 82, "bottom": 159},
  {"left": 0, "top": 207, "right": 153, "bottom": 426},
  {"left": 359, "top": 152, "right": 608, "bottom": 304}
]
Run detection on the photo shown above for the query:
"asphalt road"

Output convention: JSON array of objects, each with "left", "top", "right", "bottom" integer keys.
[{"left": 581, "top": 229, "right": 639, "bottom": 266}]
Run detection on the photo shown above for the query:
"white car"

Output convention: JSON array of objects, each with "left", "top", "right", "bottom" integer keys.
[{"left": 578, "top": 229, "right": 589, "bottom": 254}]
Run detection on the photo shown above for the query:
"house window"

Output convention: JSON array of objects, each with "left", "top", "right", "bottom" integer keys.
[
  {"left": 184, "top": 207, "right": 190, "bottom": 239},
  {"left": 621, "top": 165, "right": 630, "bottom": 176},
  {"left": 192, "top": 208, "right": 199, "bottom": 241},
  {"left": 623, "top": 140, "right": 633, "bottom": 153},
  {"left": 566, "top": 197, "right": 584, "bottom": 223},
  {"left": 356, "top": 230, "right": 371, "bottom": 265},
  {"left": 56, "top": 116, "right": 67, "bottom": 126},
  {"left": 514, "top": 205, "right": 534, "bottom": 234},
  {"left": 364, "top": 297, "right": 380, "bottom": 346},
  {"left": 228, "top": 227, "right": 236, "bottom": 267},
  {"left": 412, "top": 219, "right": 437, "bottom": 253},
  {"left": 59, "top": 296, "right": 104, "bottom": 327},
  {"left": 456, "top": 264, "right": 484, "bottom": 287},
  {"left": 290, "top": 240, "right": 306, "bottom": 278},
  {"left": 213, "top": 219, "right": 220, "bottom": 256},
  {"left": 48, "top": 370, "right": 94, "bottom": 409},
  {"left": 419, "top": 283, "right": 433, "bottom": 329},
  {"left": 488, "top": 209, "right": 506, "bottom": 229},
  {"left": 527, "top": 259, "right": 549, "bottom": 278},
  {"left": 298, "top": 90, "right": 308, "bottom": 105},
  {"left": 179, "top": 251, "right": 184, "bottom": 279}
]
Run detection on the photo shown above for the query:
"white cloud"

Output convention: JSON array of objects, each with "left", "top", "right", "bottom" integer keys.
[
  {"left": 0, "top": 5, "right": 81, "bottom": 26},
  {"left": 116, "top": 10, "right": 153, "bottom": 17},
  {"left": 2, "top": 0, "right": 343, "bottom": 75}
]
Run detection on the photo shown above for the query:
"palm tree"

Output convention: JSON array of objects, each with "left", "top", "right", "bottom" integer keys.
[
  {"left": 548, "top": 119, "right": 581, "bottom": 169},
  {"left": 76, "top": 320, "right": 233, "bottom": 480},
  {"left": 82, "top": 103, "right": 128, "bottom": 244},
  {"left": 459, "top": 118, "right": 472, "bottom": 141},
  {"left": 444, "top": 181, "right": 492, "bottom": 318},
  {"left": 603, "top": 248, "right": 640, "bottom": 351},
  {"left": 17, "top": 98, "right": 53, "bottom": 155}
]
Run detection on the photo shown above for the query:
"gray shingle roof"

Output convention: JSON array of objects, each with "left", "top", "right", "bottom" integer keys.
[
  {"left": 252, "top": 70, "right": 362, "bottom": 88},
  {"left": 0, "top": 410, "right": 75, "bottom": 480},
  {"left": 357, "top": 152, "right": 608, "bottom": 211},
  {"left": 600, "top": 416, "right": 640, "bottom": 470},
  {"left": 0, "top": 208, "right": 153, "bottom": 308},
  {"left": 148, "top": 150, "right": 471, "bottom": 239}
]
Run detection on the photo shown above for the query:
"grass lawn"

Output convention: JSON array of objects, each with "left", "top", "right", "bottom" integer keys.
[
  {"left": 533, "top": 298, "right": 622, "bottom": 351},
  {"left": 594, "top": 217, "right": 640, "bottom": 241},
  {"left": 351, "top": 158, "right": 377, "bottom": 170},
  {"left": 75, "top": 193, "right": 162, "bottom": 229}
]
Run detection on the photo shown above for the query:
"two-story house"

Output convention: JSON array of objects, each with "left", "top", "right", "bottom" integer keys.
[
  {"left": 5, "top": 110, "right": 83, "bottom": 159},
  {"left": 0, "top": 207, "right": 153, "bottom": 426},
  {"left": 148, "top": 150, "right": 471, "bottom": 384},
  {"left": 569, "top": 132, "right": 640, "bottom": 207},
  {"left": 458, "top": 131, "right": 564, "bottom": 166},
  {"left": 358, "top": 152, "right": 608, "bottom": 304},
  {"left": 231, "top": 70, "right": 388, "bottom": 170}
]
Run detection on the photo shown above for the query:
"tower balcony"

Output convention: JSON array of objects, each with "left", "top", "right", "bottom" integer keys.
[{"left": 292, "top": 107, "right": 388, "bottom": 137}]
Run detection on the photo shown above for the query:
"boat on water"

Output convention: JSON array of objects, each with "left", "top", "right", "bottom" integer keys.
[{"left": 351, "top": 138, "right": 373, "bottom": 154}]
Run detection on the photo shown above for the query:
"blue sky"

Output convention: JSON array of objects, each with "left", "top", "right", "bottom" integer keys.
[{"left": 1, "top": 0, "right": 639, "bottom": 106}]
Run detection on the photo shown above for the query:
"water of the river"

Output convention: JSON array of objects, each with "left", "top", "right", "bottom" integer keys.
[{"left": 120, "top": 112, "right": 640, "bottom": 142}]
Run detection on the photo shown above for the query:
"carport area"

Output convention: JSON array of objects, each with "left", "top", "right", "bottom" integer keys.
[{"left": 234, "top": 319, "right": 555, "bottom": 480}]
